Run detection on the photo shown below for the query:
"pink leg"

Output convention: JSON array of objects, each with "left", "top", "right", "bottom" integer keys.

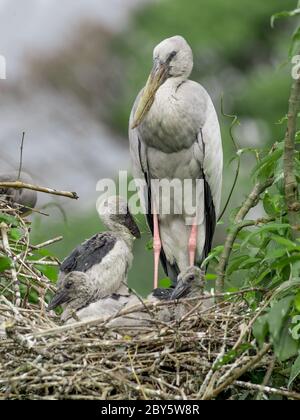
[
  {"left": 188, "top": 218, "right": 198, "bottom": 266},
  {"left": 153, "top": 205, "right": 161, "bottom": 289}
]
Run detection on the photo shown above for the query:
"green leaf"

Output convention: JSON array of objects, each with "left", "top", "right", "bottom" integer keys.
[
  {"left": 270, "top": 234, "right": 296, "bottom": 250},
  {"left": 204, "top": 273, "right": 217, "bottom": 281},
  {"left": 213, "top": 343, "right": 253, "bottom": 370},
  {"left": 159, "top": 277, "right": 172, "bottom": 288},
  {"left": 263, "top": 193, "right": 278, "bottom": 216},
  {"left": 251, "top": 149, "right": 283, "bottom": 180},
  {"left": 35, "top": 248, "right": 56, "bottom": 258},
  {"left": 253, "top": 314, "right": 269, "bottom": 347},
  {"left": 263, "top": 247, "right": 288, "bottom": 261},
  {"left": 36, "top": 265, "right": 58, "bottom": 282},
  {"left": 272, "top": 255, "right": 300, "bottom": 270},
  {"left": 227, "top": 255, "right": 249, "bottom": 275},
  {"left": 145, "top": 240, "right": 153, "bottom": 251},
  {"left": 0, "top": 256, "right": 12, "bottom": 272},
  {"left": 276, "top": 115, "right": 288, "bottom": 125},
  {"left": 273, "top": 279, "right": 300, "bottom": 298},
  {"left": 9, "top": 228, "right": 22, "bottom": 241},
  {"left": 238, "top": 229, "right": 262, "bottom": 248},
  {"left": 273, "top": 321, "right": 299, "bottom": 362},
  {"left": 268, "top": 296, "right": 293, "bottom": 342},
  {"left": 0, "top": 213, "right": 19, "bottom": 227},
  {"left": 240, "top": 223, "right": 290, "bottom": 248},
  {"left": 289, "top": 354, "right": 300, "bottom": 387},
  {"left": 239, "top": 257, "right": 261, "bottom": 270},
  {"left": 202, "top": 245, "right": 224, "bottom": 266},
  {"left": 289, "top": 26, "right": 300, "bottom": 58},
  {"left": 295, "top": 293, "right": 300, "bottom": 312},
  {"left": 271, "top": 9, "right": 300, "bottom": 28},
  {"left": 254, "top": 269, "right": 271, "bottom": 285}
]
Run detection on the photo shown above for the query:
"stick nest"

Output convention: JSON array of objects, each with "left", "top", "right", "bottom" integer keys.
[{"left": 0, "top": 200, "right": 295, "bottom": 400}]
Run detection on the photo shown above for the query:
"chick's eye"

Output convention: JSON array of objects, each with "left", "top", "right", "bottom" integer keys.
[
  {"left": 65, "top": 281, "right": 73, "bottom": 289},
  {"left": 188, "top": 275, "right": 195, "bottom": 282}
]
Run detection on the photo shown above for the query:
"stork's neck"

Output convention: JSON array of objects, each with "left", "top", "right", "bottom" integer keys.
[
  {"left": 164, "top": 76, "right": 188, "bottom": 92},
  {"left": 105, "top": 221, "right": 135, "bottom": 248}
]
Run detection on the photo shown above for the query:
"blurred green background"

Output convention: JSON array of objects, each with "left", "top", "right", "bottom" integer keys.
[{"left": 1, "top": 0, "right": 297, "bottom": 295}]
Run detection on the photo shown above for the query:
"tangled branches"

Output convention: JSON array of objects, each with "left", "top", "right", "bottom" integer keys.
[{"left": 0, "top": 200, "right": 299, "bottom": 400}]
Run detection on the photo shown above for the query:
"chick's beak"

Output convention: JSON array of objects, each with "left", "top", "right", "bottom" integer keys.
[
  {"left": 131, "top": 59, "right": 169, "bottom": 129},
  {"left": 125, "top": 210, "right": 141, "bottom": 239},
  {"left": 170, "top": 278, "right": 190, "bottom": 300},
  {"left": 47, "top": 289, "right": 70, "bottom": 311}
]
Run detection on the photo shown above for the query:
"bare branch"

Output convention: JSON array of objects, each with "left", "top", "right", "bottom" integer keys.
[
  {"left": 201, "top": 344, "right": 271, "bottom": 400},
  {"left": 235, "top": 380, "right": 300, "bottom": 400},
  {"left": 0, "top": 181, "right": 78, "bottom": 200}
]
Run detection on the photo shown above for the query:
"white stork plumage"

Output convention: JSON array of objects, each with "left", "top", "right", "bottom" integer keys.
[{"left": 129, "top": 35, "right": 223, "bottom": 289}]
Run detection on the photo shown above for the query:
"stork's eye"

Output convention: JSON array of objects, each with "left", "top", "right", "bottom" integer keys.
[{"left": 169, "top": 51, "right": 177, "bottom": 60}]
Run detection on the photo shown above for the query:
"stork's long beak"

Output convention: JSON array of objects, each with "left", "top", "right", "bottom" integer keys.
[
  {"left": 47, "top": 289, "right": 70, "bottom": 311},
  {"left": 131, "top": 59, "right": 169, "bottom": 129}
]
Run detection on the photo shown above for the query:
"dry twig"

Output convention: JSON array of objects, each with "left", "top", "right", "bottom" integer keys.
[{"left": 0, "top": 181, "right": 78, "bottom": 200}]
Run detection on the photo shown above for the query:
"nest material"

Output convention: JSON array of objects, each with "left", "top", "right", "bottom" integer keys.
[
  {"left": 0, "top": 198, "right": 58, "bottom": 307},
  {"left": 0, "top": 200, "right": 298, "bottom": 400},
  {"left": 0, "top": 295, "right": 268, "bottom": 400}
]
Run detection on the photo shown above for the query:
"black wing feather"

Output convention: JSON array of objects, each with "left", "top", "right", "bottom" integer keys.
[
  {"left": 202, "top": 177, "right": 216, "bottom": 261},
  {"left": 197, "top": 129, "right": 217, "bottom": 265},
  {"left": 60, "top": 232, "right": 117, "bottom": 274}
]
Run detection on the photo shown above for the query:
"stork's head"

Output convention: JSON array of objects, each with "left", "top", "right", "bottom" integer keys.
[
  {"left": 47, "top": 271, "right": 94, "bottom": 313},
  {"left": 170, "top": 266, "right": 204, "bottom": 300},
  {"left": 131, "top": 35, "right": 193, "bottom": 128},
  {"left": 97, "top": 195, "right": 141, "bottom": 239}
]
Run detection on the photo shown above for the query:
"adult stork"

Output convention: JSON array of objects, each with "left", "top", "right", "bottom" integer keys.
[{"left": 129, "top": 35, "right": 223, "bottom": 289}]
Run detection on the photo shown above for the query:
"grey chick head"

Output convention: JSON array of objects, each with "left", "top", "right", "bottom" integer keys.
[
  {"left": 97, "top": 195, "right": 140, "bottom": 239},
  {"left": 170, "top": 266, "right": 205, "bottom": 300},
  {"left": 47, "top": 271, "right": 94, "bottom": 312}
]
